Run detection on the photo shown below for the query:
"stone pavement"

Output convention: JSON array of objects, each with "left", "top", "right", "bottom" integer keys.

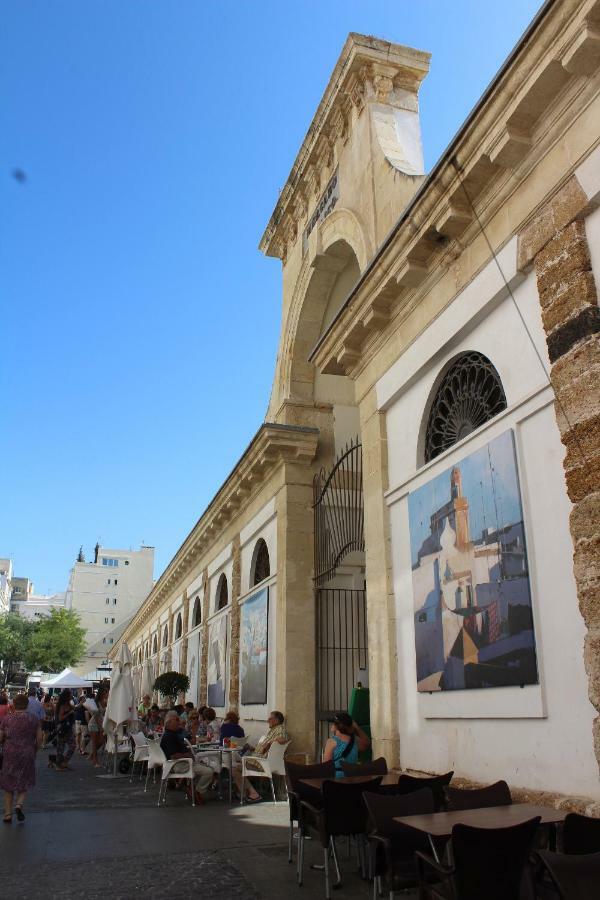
[{"left": 0, "top": 748, "right": 415, "bottom": 899}]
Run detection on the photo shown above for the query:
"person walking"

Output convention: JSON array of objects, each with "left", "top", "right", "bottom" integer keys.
[
  {"left": 87, "top": 686, "right": 108, "bottom": 768},
  {"left": 74, "top": 696, "right": 88, "bottom": 755},
  {"left": 55, "top": 689, "right": 76, "bottom": 772},
  {"left": 26, "top": 686, "right": 45, "bottom": 724},
  {"left": 0, "top": 692, "right": 42, "bottom": 823},
  {"left": 41, "top": 694, "right": 54, "bottom": 749}
]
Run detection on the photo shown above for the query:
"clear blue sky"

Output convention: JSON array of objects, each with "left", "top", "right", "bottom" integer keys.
[{"left": 2, "top": 0, "right": 542, "bottom": 594}]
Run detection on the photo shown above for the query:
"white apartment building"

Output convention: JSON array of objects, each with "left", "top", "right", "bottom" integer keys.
[
  {"left": 0, "top": 558, "right": 12, "bottom": 613},
  {"left": 66, "top": 544, "right": 154, "bottom": 676},
  {"left": 11, "top": 591, "right": 66, "bottom": 621}
]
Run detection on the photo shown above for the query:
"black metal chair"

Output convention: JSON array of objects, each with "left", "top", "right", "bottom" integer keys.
[
  {"left": 562, "top": 812, "right": 600, "bottom": 854},
  {"left": 445, "top": 779, "right": 511, "bottom": 811},
  {"left": 340, "top": 756, "right": 388, "bottom": 777},
  {"left": 535, "top": 850, "right": 600, "bottom": 900},
  {"left": 397, "top": 770, "right": 454, "bottom": 812},
  {"left": 298, "top": 776, "right": 383, "bottom": 899},
  {"left": 284, "top": 759, "right": 335, "bottom": 864},
  {"left": 364, "top": 787, "right": 434, "bottom": 898},
  {"left": 416, "top": 816, "right": 541, "bottom": 900}
]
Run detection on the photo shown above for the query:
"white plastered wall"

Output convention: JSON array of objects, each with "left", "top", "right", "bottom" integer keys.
[{"left": 377, "top": 239, "right": 599, "bottom": 799}]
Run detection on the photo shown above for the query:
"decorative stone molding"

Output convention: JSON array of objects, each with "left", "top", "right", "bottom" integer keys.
[
  {"left": 259, "top": 34, "right": 430, "bottom": 262},
  {"left": 309, "top": 0, "right": 600, "bottom": 379},
  {"left": 117, "top": 423, "right": 318, "bottom": 645}
]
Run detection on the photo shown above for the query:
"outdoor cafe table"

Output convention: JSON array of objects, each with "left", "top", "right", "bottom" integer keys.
[
  {"left": 192, "top": 743, "right": 238, "bottom": 803},
  {"left": 299, "top": 773, "right": 398, "bottom": 791},
  {"left": 393, "top": 803, "right": 569, "bottom": 861}
]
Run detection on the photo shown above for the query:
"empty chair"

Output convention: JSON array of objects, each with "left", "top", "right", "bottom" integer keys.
[
  {"left": 129, "top": 731, "right": 149, "bottom": 783},
  {"left": 562, "top": 812, "right": 600, "bottom": 854},
  {"left": 397, "top": 770, "right": 453, "bottom": 812},
  {"left": 535, "top": 850, "right": 600, "bottom": 900},
  {"left": 144, "top": 735, "right": 165, "bottom": 793},
  {"left": 364, "top": 787, "right": 434, "bottom": 896},
  {"left": 285, "top": 759, "right": 336, "bottom": 864},
  {"left": 340, "top": 756, "right": 388, "bottom": 777},
  {"left": 299, "top": 776, "right": 383, "bottom": 899},
  {"left": 445, "top": 779, "right": 511, "bottom": 811},
  {"left": 416, "top": 816, "right": 541, "bottom": 900},
  {"left": 241, "top": 738, "right": 291, "bottom": 803}
]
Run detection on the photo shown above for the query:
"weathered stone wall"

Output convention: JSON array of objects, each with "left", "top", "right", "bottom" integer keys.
[
  {"left": 228, "top": 535, "right": 242, "bottom": 711},
  {"left": 520, "top": 176, "right": 600, "bottom": 774},
  {"left": 199, "top": 569, "right": 209, "bottom": 705}
]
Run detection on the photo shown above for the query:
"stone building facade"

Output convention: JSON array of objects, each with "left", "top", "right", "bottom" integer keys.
[{"left": 115, "top": 0, "right": 600, "bottom": 809}]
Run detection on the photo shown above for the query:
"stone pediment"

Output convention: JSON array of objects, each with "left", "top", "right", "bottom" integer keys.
[{"left": 259, "top": 33, "right": 430, "bottom": 262}]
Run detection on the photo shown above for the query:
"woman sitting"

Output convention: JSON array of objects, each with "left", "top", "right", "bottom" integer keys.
[
  {"left": 323, "top": 712, "right": 370, "bottom": 777},
  {"left": 220, "top": 710, "right": 245, "bottom": 744}
]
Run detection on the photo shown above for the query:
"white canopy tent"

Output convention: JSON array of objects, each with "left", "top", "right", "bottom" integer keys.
[{"left": 40, "top": 668, "right": 92, "bottom": 690}]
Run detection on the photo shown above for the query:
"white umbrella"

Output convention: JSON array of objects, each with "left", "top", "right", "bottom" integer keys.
[
  {"left": 140, "top": 657, "right": 154, "bottom": 699},
  {"left": 103, "top": 642, "right": 136, "bottom": 777}
]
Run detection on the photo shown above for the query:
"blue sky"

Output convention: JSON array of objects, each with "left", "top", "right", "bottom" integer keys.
[{"left": 2, "top": 1, "right": 542, "bottom": 594}]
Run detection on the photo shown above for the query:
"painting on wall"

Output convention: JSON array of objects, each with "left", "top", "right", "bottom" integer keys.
[
  {"left": 240, "top": 587, "right": 269, "bottom": 705},
  {"left": 408, "top": 429, "right": 538, "bottom": 692},
  {"left": 207, "top": 614, "right": 228, "bottom": 707},
  {"left": 187, "top": 630, "right": 201, "bottom": 707}
]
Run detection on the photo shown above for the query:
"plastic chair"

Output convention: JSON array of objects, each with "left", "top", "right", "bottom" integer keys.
[
  {"left": 284, "top": 759, "right": 336, "bottom": 864},
  {"left": 416, "top": 816, "right": 541, "bottom": 900},
  {"left": 144, "top": 735, "right": 165, "bottom": 793},
  {"left": 535, "top": 850, "right": 600, "bottom": 900},
  {"left": 298, "top": 776, "right": 383, "bottom": 899},
  {"left": 445, "top": 779, "right": 511, "bottom": 811},
  {"left": 241, "top": 739, "right": 291, "bottom": 803},
  {"left": 129, "top": 732, "right": 149, "bottom": 782},
  {"left": 340, "top": 756, "right": 388, "bottom": 777},
  {"left": 147, "top": 737, "right": 196, "bottom": 807},
  {"left": 364, "top": 787, "right": 434, "bottom": 897},
  {"left": 397, "top": 770, "right": 454, "bottom": 812}
]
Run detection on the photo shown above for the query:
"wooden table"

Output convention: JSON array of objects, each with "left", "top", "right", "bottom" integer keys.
[{"left": 394, "top": 803, "right": 569, "bottom": 861}]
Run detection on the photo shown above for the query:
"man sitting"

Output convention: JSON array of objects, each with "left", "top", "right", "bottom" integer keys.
[
  {"left": 160, "top": 713, "right": 213, "bottom": 801},
  {"left": 231, "top": 710, "right": 289, "bottom": 802}
]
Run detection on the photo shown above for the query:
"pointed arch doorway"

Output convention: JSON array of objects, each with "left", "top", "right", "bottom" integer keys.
[{"left": 313, "top": 436, "right": 368, "bottom": 752}]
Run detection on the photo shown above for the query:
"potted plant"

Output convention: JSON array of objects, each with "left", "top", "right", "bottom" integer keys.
[{"left": 153, "top": 671, "right": 190, "bottom": 705}]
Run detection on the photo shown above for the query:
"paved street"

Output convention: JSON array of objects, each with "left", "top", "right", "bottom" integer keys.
[{"left": 0, "top": 748, "right": 402, "bottom": 899}]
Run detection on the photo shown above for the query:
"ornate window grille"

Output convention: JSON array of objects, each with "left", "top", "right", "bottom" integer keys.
[{"left": 424, "top": 352, "right": 507, "bottom": 462}]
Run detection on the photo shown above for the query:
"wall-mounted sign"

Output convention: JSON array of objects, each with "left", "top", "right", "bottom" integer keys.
[{"left": 303, "top": 169, "right": 339, "bottom": 254}]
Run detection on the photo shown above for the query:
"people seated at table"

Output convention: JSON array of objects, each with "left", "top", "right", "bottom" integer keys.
[
  {"left": 146, "top": 705, "right": 162, "bottom": 732},
  {"left": 137, "top": 694, "right": 152, "bottom": 720},
  {"left": 202, "top": 707, "right": 221, "bottom": 742},
  {"left": 220, "top": 711, "right": 245, "bottom": 744},
  {"left": 231, "top": 710, "right": 289, "bottom": 802},
  {"left": 159, "top": 713, "right": 213, "bottom": 801},
  {"left": 186, "top": 709, "right": 201, "bottom": 743},
  {"left": 322, "top": 712, "right": 370, "bottom": 777},
  {"left": 183, "top": 702, "right": 195, "bottom": 721}
]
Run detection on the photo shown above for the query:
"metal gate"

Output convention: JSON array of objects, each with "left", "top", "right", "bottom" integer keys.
[{"left": 313, "top": 438, "right": 367, "bottom": 749}]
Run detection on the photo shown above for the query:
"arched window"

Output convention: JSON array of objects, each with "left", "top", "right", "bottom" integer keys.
[
  {"left": 424, "top": 352, "right": 507, "bottom": 463},
  {"left": 216, "top": 573, "right": 228, "bottom": 610},
  {"left": 192, "top": 596, "right": 202, "bottom": 628},
  {"left": 251, "top": 538, "right": 270, "bottom": 586},
  {"left": 162, "top": 624, "right": 169, "bottom": 648},
  {"left": 175, "top": 612, "right": 183, "bottom": 639},
  {"left": 152, "top": 635, "right": 158, "bottom": 654}
]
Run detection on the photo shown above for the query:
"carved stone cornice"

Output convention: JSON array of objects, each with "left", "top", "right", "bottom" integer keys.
[
  {"left": 116, "top": 423, "right": 319, "bottom": 646},
  {"left": 309, "top": 0, "right": 600, "bottom": 378},
  {"left": 259, "top": 34, "right": 430, "bottom": 261}
]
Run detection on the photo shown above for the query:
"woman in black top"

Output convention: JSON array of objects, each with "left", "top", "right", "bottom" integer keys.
[{"left": 55, "top": 689, "right": 76, "bottom": 772}]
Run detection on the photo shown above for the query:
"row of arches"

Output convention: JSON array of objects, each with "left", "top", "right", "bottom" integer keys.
[{"left": 134, "top": 538, "right": 271, "bottom": 664}]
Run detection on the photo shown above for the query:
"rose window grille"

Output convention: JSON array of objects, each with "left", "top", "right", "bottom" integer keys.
[{"left": 424, "top": 352, "right": 507, "bottom": 462}]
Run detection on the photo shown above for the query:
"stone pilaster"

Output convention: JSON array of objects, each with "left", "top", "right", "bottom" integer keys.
[
  {"left": 519, "top": 178, "right": 600, "bottom": 772},
  {"left": 181, "top": 590, "right": 190, "bottom": 677},
  {"left": 228, "top": 535, "right": 242, "bottom": 711},
  {"left": 359, "top": 393, "right": 399, "bottom": 767},
  {"left": 199, "top": 569, "right": 209, "bottom": 705}
]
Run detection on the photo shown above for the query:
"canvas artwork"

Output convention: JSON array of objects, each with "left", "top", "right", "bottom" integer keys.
[
  {"left": 187, "top": 630, "right": 200, "bottom": 707},
  {"left": 408, "top": 429, "right": 538, "bottom": 692},
  {"left": 207, "top": 614, "right": 228, "bottom": 707},
  {"left": 240, "top": 587, "right": 269, "bottom": 705}
]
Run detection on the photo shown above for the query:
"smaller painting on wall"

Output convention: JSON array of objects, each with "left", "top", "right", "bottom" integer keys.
[
  {"left": 208, "top": 614, "right": 228, "bottom": 707},
  {"left": 240, "top": 587, "right": 269, "bottom": 705}
]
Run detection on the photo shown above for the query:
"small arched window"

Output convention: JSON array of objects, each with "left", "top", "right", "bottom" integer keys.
[
  {"left": 251, "top": 538, "right": 270, "bottom": 586},
  {"left": 424, "top": 352, "right": 507, "bottom": 463},
  {"left": 162, "top": 624, "right": 169, "bottom": 648},
  {"left": 152, "top": 635, "right": 158, "bottom": 654},
  {"left": 175, "top": 612, "right": 183, "bottom": 639},
  {"left": 216, "top": 573, "right": 228, "bottom": 610},
  {"left": 192, "top": 596, "right": 202, "bottom": 628}
]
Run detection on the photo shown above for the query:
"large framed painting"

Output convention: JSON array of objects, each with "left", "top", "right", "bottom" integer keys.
[
  {"left": 408, "top": 429, "right": 538, "bottom": 692},
  {"left": 187, "top": 629, "right": 201, "bottom": 707},
  {"left": 240, "top": 587, "right": 269, "bottom": 705},
  {"left": 207, "top": 614, "right": 227, "bottom": 707}
]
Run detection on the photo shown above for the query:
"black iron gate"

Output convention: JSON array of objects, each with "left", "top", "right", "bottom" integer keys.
[{"left": 313, "top": 438, "right": 367, "bottom": 749}]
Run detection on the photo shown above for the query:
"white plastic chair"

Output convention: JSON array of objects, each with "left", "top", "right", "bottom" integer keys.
[
  {"left": 145, "top": 735, "right": 196, "bottom": 807},
  {"left": 242, "top": 739, "right": 291, "bottom": 803},
  {"left": 129, "top": 732, "right": 149, "bottom": 782},
  {"left": 144, "top": 735, "right": 165, "bottom": 794}
]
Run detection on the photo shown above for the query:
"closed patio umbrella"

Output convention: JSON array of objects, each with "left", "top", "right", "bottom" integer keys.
[
  {"left": 140, "top": 657, "right": 154, "bottom": 699},
  {"left": 103, "top": 642, "right": 136, "bottom": 777}
]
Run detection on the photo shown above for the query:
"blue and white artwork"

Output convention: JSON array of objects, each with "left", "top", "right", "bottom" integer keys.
[
  {"left": 207, "top": 614, "right": 227, "bottom": 707},
  {"left": 408, "top": 430, "right": 538, "bottom": 692},
  {"left": 240, "top": 587, "right": 269, "bottom": 705}
]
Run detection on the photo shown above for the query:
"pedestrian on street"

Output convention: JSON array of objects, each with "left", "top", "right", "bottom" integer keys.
[
  {"left": 55, "top": 689, "right": 76, "bottom": 771},
  {"left": 26, "top": 686, "right": 46, "bottom": 723},
  {"left": 0, "top": 692, "right": 42, "bottom": 823},
  {"left": 86, "top": 686, "right": 108, "bottom": 768},
  {"left": 74, "top": 696, "right": 89, "bottom": 755}
]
